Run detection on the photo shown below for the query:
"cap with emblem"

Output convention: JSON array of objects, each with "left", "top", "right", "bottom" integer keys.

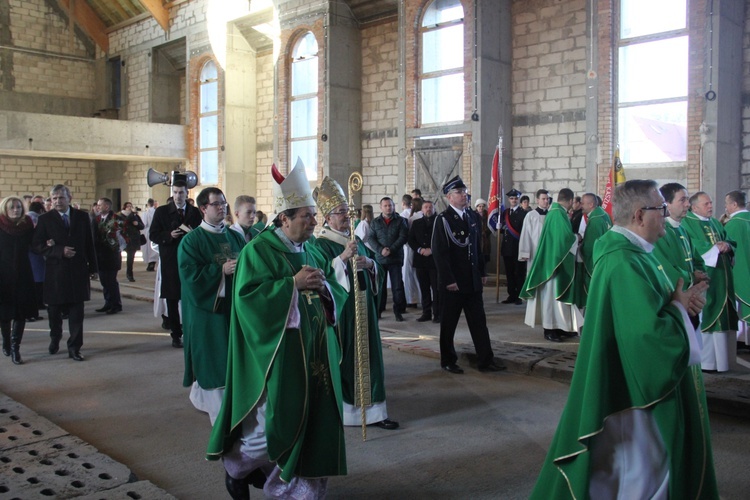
[
  {"left": 442, "top": 175, "right": 467, "bottom": 195},
  {"left": 506, "top": 188, "right": 522, "bottom": 198},
  {"left": 272, "top": 158, "right": 316, "bottom": 213}
]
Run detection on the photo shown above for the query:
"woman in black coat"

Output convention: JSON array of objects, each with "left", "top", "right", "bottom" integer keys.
[
  {"left": 120, "top": 202, "right": 145, "bottom": 282},
  {"left": 0, "top": 196, "right": 37, "bottom": 364}
]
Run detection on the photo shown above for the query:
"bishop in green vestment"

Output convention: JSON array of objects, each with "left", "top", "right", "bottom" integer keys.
[
  {"left": 520, "top": 189, "right": 583, "bottom": 342},
  {"left": 312, "top": 176, "right": 398, "bottom": 430},
  {"left": 207, "top": 161, "right": 348, "bottom": 499},
  {"left": 178, "top": 188, "right": 246, "bottom": 424},
  {"left": 682, "top": 192, "right": 738, "bottom": 372},
  {"left": 531, "top": 180, "right": 718, "bottom": 500},
  {"left": 724, "top": 190, "right": 750, "bottom": 346},
  {"left": 574, "top": 194, "right": 611, "bottom": 309}
]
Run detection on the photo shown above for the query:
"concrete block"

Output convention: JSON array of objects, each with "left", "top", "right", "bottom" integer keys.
[
  {"left": 0, "top": 398, "right": 69, "bottom": 451},
  {"left": 77, "top": 480, "right": 178, "bottom": 500}
]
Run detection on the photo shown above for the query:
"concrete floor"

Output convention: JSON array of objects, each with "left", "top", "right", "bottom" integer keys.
[{"left": 1, "top": 290, "right": 749, "bottom": 499}]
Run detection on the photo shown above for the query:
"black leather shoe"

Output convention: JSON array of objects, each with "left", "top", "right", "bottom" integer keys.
[
  {"left": 146, "top": 263, "right": 156, "bottom": 272},
  {"left": 225, "top": 471, "right": 250, "bottom": 500},
  {"left": 544, "top": 330, "right": 563, "bottom": 343},
  {"left": 373, "top": 418, "right": 400, "bottom": 430},
  {"left": 432, "top": 316, "right": 441, "bottom": 323},
  {"left": 395, "top": 313, "right": 404, "bottom": 322},
  {"left": 416, "top": 314, "right": 431, "bottom": 322},
  {"left": 68, "top": 350, "right": 84, "bottom": 361},
  {"left": 95, "top": 305, "right": 111, "bottom": 313},
  {"left": 172, "top": 338, "right": 183, "bottom": 348},
  {"left": 246, "top": 468, "right": 267, "bottom": 490},
  {"left": 560, "top": 330, "right": 578, "bottom": 337},
  {"left": 127, "top": 275, "right": 135, "bottom": 282},
  {"left": 49, "top": 338, "right": 60, "bottom": 355},
  {"left": 479, "top": 361, "right": 507, "bottom": 372},
  {"left": 442, "top": 364, "right": 464, "bottom": 374},
  {"left": 514, "top": 299, "right": 524, "bottom": 305},
  {"left": 106, "top": 307, "right": 122, "bottom": 315},
  {"left": 500, "top": 298, "right": 514, "bottom": 304}
]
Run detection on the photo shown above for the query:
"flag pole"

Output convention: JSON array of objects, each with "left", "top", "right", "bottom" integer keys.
[{"left": 495, "top": 130, "right": 503, "bottom": 303}]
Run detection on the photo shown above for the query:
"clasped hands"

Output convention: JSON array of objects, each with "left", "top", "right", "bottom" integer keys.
[
  {"left": 294, "top": 265, "right": 327, "bottom": 292},
  {"left": 673, "top": 278, "right": 709, "bottom": 317}
]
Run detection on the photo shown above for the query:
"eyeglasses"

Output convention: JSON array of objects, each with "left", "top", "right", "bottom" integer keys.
[
  {"left": 206, "top": 201, "right": 228, "bottom": 208},
  {"left": 329, "top": 210, "right": 349, "bottom": 216},
  {"left": 641, "top": 203, "right": 668, "bottom": 217}
]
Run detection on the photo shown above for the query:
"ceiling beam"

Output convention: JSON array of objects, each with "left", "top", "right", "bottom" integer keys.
[
  {"left": 139, "top": 0, "right": 170, "bottom": 32},
  {"left": 59, "top": 0, "right": 109, "bottom": 52}
]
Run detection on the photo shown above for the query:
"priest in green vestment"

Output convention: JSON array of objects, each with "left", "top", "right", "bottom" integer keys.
[
  {"left": 312, "top": 176, "right": 399, "bottom": 430},
  {"left": 178, "top": 187, "right": 246, "bottom": 425},
  {"left": 682, "top": 191, "right": 738, "bottom": 372},
  {"left": 574, "top": 193, "right": 611, "bottom": 309},
  {"left": 724, "top": 190, "right": 750, "bottom": 348},
  {"left": 520, "top": 188, "right": 583, "bottom": 342},
  {"left": 531, "top": 180, "right": 718, "bottom": 500},
  {"left": 207, "top": 160, "right": 348, "bottom": 500}
]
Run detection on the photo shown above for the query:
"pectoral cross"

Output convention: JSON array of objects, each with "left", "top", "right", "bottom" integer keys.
[{"left": 301, "top": 290, "right": 317, "bottom": 305}]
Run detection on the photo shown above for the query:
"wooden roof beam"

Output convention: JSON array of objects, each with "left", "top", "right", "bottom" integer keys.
[
  {"left": 140, "top": 0, "right": 170, "bottom": 32},
  {"left": 59, "top": 0, "right": 109, "bottom": 52}
]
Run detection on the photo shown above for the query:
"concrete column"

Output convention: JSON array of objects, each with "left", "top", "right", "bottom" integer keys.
[{"left": 224, "top": 23, "right": 258, "bottom": 204}]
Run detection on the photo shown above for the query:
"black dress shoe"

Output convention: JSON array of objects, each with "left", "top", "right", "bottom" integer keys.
[
  {"left": 432, "top": 316, "right": 441, "bottom": 323},
  {"left": 127, "top": 275, "right": 135, "bottom": 282},
  {"left": 95, "top": 305, "right": 111, "bottom": 313},
  {"left": 373, "top": 418, "right": 400, "bottom": 430},
  {"left": 225, "top": 471, "right": 250, "bottom": 500},
  {"left": 395, "top": 313, "right": 404, "bottom": 322},
  {"left": 172, "top": 338, "right": 183, "bottom": 348},
  {"left": 514, "top": 299, "right": 524, "bottom": 305},
  {"left": 246, "top": 468, "right": 267, "bottom": 490},
  {"left": 500, "top": 298, "right": 514, "bottom": 304},
  {"left": 559, "top": 330, "right": 578, "bottom": 337},
  {"left": 106, "top": 307, "right": 122, "bottom": 315},
  {"left": 544, "top": 330, "right": 563, "bottom": 343},
  {"left": 68, "top": 350, "right": 84, "bottom": 361},
  {"left": 479, "top": 361, "right": 507, "bottom": 372},
  {"left": 49, "top": 338, "right": 60, "bottom": 355},
  {"left": 146, "top": 263, "right": 156, "bottom": 272},
  {"left": 442, "top": 363, "right": 464, "bottom": 374},
  {"left": 416, "top": 314, "right": 431, "bottom": 322}
]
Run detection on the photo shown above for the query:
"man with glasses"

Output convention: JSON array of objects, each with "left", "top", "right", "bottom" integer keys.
[
  {"left": 531, "top": 180, "right": 717, "bottom": 499},
  {"left": 178, "top": 187, "right": 245, "bottom": 426},
  {"left": 312, "top": 176, "right": 399, "bottom": 431},
  {"left": 520, "top": 188, "right": 583, "bottom": 343},
  {"left": 724, "top": 190, "right": 750, "bottom": 351},
  {"left": 682, "top": 191, "right": 738, "bottom": 372},
  {"left": 150, "top": 176, "right": 202, "bottom": 347}
]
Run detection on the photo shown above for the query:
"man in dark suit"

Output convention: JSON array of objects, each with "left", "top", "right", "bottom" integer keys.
[
  {"left": 93, "top": 197, "right": 123, "bottom": 315},
  {"left": 32, "top": 184, "right": 97, "bottom": 361},
  {"left": 149, "top": 179, "right": 201, "bottom": 347},
  {"left": 408, "top": 199, "right": 440, "bottom": 323},
  {"left": 432, "top": 176, "right": 505, "bottom": 374},
  {"left": 500, "top": 188, "right": 527, "bottom": 305}
]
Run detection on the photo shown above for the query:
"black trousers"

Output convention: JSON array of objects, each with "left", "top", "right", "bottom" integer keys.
[
  {"left": 167, "top": 299, "right": 182, "bottom": 339},
  {"left": 99, "top": 268, "right": 122, "bottom": 308},
  {"left": 125, "top": 248, "right": 137, "bottom": 277},
  {"left": 48, "top": 302, "right": 84, "bottom": 350},
  {"left": 416, "top": 267, "right": 439, "bottom": 318},
  {"left": 502, "top": 256, "right": 527, "bottom": 301},
  {"left": 379, "top": 263, "right": 406, "bottom": 315},
  {"left": 439, "top": 290, "right": 494, "bottom": 368}
]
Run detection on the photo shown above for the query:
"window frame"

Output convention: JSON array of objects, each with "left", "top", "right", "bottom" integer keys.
[
  {"left": 289, "top": 32, "right": 319, "bottom": 181},
  {"left": 198, "top": 59, "right": 220, "bottom": 186}
]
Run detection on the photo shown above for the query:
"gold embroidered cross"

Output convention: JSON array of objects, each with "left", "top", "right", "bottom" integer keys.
[{"left": 301, "top": 290, "right": 317, "bottom": 304}]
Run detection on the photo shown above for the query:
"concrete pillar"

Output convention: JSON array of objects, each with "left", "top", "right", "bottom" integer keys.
[
  {"left": 702, "top": 0, "right": 743, "bottom": 210},
  {"left": 224, "top": 23, "right": 258, "bottom": 204}
]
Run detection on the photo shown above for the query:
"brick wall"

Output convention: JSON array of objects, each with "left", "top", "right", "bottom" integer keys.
[
  {"left": 0, "top": 156, "right": 95, "bottom": 203},
  {"left": 254, "top": 51, "right": 276, "bottom": 214},
  {"left": 742, "top": 1, "right": 750, "bottom": 193}
]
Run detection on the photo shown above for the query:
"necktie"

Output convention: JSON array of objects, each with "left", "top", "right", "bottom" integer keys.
[
  {"left": 462, "top": 212, "right": 468, "bottom": 224},
  {"left": 177, "top": 208, "right": 184, "bottom": 222},
  {"left": 62, "top": 213, "right": 70, "bottom": 229}
]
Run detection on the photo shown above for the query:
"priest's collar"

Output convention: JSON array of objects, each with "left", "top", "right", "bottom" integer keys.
[
  {"left": 611, "top": 225, "right": 654, "bottom": 253},
  {"left": 692, "top": 212, "right": 710, "bottom": 221},
  {"left": 666, "top": 216, "right": 681, "bottom": 228},
  {"left": 200, "top": 220, "right": 225, "bottom": 234},
  {"left": 535, "top": 207, "right": 548, "bottom": 215},
  {"left": 729, "top": 209, "right": 749, "bottom": 219},
  {"left": 274, "top": 226, "right": 305, "bottom": 252}
]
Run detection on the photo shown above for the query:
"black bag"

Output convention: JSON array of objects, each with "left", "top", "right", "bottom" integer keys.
[{"left": 139, "top": 234, "right": 147, "bottom": 246}]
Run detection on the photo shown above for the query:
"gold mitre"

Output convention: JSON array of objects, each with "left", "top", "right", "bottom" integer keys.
[
  {"left": 272, "top": 157, "right": 316, "bottom": 213},
  {"left": 313, "top": 176, "right": 347, "bottom": 216}
]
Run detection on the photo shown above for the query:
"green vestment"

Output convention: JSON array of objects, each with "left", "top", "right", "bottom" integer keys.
[
  {"left": 178, "top": 226, "right": 246, "bottom": 389},
  {"left": 206, "top": 229, "right": 348, "bottom": 481},
  {"left": 682, "top": 212, "right": 738, "bottom": 332},
  {"left": 653, "top": 221, "right": 706, "bottom": 292},
  {"left": 521, "top": 202, "right": 576, "bottom": 303},
  {"left": 575, "top": 206, "right": 611, "bottom": 308},
  {"left": 530, "top": 229, "right": 718, "bottom": 499},
  {"left": 312, "top": 228, "right": 387, "bottom": 409},
  {"left": 724, "top": 210, "right": 750, "bottom": 322}
]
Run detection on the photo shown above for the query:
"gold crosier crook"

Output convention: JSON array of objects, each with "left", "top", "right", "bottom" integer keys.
[{"left": 348, "top": 172, "right": 371, "bottom": 441}]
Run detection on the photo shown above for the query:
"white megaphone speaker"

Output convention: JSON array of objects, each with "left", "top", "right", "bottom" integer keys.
[{"left": 146, "top": 168, "right": 198, "bottom": 189}]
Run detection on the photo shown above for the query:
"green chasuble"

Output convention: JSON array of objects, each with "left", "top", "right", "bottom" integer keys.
[
  {"left": 724, "top": 210, "right": 750, "bottom": 322},
  {"left": 521, "top": 202, "right": 577, "bottom": 303},
  {"left": 206, "top": 228, "right": 349, "bottom": 481},
  {"left": 530, "top": 229, "right": 718, "bottom": 500},
  {"left": 682, "top": 212, "right": 738, "bottom": 332},
  {"left": 653, "top": 220, "right": 706, "bottom": 292},
  {"left": 575, "top": 206, "right": 611, "bottom": 308},
  {"left": 178, "top": 226, "right": 246, "bottom": 389},
  {"left": 312, "top": 228, "right": 387, "bottom": 408}
]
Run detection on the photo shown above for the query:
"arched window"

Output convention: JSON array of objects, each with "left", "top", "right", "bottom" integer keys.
[
  {"left": 420, "top": 0, "right": 464, "bottom": 125},
  {"left": 290, "top": 32, "right": 319, "bottom": 180},
  {"left": 199, "top": 59, "right": 219, "bottom": 185},
  {"left": 618, "top": 0, "right": 688, "bottom": 164}
]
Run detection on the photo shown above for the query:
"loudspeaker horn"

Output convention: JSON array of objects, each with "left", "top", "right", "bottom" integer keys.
[{"left": 147, "top": 168, "right": 170, "bottom": 187}]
